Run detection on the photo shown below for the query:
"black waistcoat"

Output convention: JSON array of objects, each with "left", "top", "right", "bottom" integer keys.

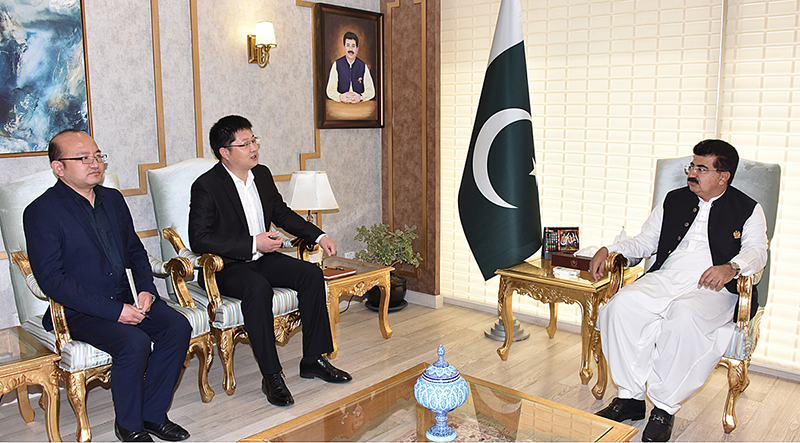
[{"left": 650, "top": 186, "right": 759, "bottom": 319}]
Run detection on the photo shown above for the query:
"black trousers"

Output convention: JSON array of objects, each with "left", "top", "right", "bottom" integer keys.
[
  {"left": 68, "top": 299, "right": 191, "bottom": 432},
  {"left": 214, "top": 252, "right": 333, "bottom": 375}
]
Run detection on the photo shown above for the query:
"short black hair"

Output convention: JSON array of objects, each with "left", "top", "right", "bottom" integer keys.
[
  {"left": 343, "top": 31, "right": 358, "bottom": 47},
  {"left": 693, "top": 139, "right": 740, "bottom": 184},
  {"left": 48, "top": 129, "right": 84, "bottom": 162},
  {"left": 209, "top": 115, "right": 252, "bottom": 160}
]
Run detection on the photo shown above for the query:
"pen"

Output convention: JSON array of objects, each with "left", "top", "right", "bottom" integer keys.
[{"left": 126, "top": 269, "right": 151, "bottom": 320}]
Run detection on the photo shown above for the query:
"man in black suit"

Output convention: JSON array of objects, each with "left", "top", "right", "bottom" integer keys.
[
  {"left": 24, "top": 130, "right": 191, "bottom": 442},
  {"left": 189, "top": 115, "right": 352, "bottom": 407}
]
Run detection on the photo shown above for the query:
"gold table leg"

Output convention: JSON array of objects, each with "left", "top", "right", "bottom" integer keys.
[
  {"left": 327, "top": 290, "right": 341, "bottom": 359},
  {"left": 496, "top": 279, "right": 513, "bottom": 361},
  {"left": 17, "top": 385, "right": 35, "bottom": 423},
  {"left": 377, "top": 281, "right": 393, "bottom": 339},
  {"left": 578, "top": 299, "right": 594, "bottom": 385},
  {"left": 546, "top": 302, "right": 558, "bottom": 338}
]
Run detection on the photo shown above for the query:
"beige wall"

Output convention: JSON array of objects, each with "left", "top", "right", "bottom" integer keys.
[
  {"left": 441, "top": 0, "right": 800, "bottom": 374},
  {"left": 0, "top": 0, "right": 383, "bottom": 328}
]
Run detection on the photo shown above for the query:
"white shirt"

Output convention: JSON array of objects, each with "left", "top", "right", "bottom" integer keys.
[
  {"left": 222, "top": 163, "right": 329, "bottom": 260},
  {"left": 607, "top": 189, "right": 768, "bottom": 284},
  {"left": 222, "top": 164, "right": 266, "bottom": 261}
]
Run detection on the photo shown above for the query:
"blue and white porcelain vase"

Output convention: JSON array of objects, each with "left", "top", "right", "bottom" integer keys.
[{"left": 414, "top": 345, "right": 469, "bottom": 441}]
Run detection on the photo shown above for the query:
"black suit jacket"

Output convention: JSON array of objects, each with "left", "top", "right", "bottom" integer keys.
[
  {"left": 23, "top": 180, "right": 158, "bottom": 330},
  {"left": 188, "top": 162, "right": 324, "bottom": 266}
]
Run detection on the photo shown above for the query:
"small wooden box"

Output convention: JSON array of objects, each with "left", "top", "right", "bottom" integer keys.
[{"left": 551, "top": 252, "right": 591, "bottom": 271}]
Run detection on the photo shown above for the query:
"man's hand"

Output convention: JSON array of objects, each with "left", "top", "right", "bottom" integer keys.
[
  {"left": 588, "top": 247, "right": 610, "bottom": 282},
  {"left": 256, "top": 231, "right": 283, "bottom": 254},
  {"left": 339, "top": 91, "right": 361, "bottom": 103},
  {"left": 698, "top": 264, "right": 737, "bottom": 291},
  {"left": 319, "top": 235, "right": 337, "bottom": 256},
  {"left": 118, "top": 304, "right": 147, "bottom": 325},
  {"left": 137, "top": 291, "right": 154, "bottom": 313}
]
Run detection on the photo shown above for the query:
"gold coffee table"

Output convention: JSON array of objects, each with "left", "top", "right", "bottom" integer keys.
[
  {"left": 322, "top": 257, "right": 394, "bottom": 358},
  {"left": 495, "top": 258, "right": 642, "bottom": 399},
  {"left": 241, "top": 363, "right": 637, "bottom": 442},
  {"left": 0, "top": 326, "right": 62, "bottom": 442}
]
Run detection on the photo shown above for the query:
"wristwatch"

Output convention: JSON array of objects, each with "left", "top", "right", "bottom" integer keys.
[{"left": 729, "top": 262, "right": 741, "bottom": 279}]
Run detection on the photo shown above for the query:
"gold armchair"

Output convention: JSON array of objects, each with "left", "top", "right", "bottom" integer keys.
[
  {"left": 595, "top": 156, "right": 780, "bottom": 434},
  {"left": 148, "top": 158, "right": 316, "bottom": 395},
  {"left": 0, "top": 171, "right": 214, "bottom": 442}
]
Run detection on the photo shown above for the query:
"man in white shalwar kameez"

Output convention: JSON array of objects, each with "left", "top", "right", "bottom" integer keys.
[{"left": 588, "top": 140, "right": 767, "bottom": 442}]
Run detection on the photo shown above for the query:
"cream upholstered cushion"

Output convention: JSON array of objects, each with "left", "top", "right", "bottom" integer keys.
[
  {"left": 22, "top": 316, "right": 113, "bottom": 371},
  {"left": 21, "top": 300, "right": 209, "bottom": 372},
  {"left": 186, "top": 282, "right": 299, "bottom": 329}
]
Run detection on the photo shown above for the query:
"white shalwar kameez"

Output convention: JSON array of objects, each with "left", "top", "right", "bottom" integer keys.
[{"left": 599, "top": 191, "right": 767, "bottom": 415}]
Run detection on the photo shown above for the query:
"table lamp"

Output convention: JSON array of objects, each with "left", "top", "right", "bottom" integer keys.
[{"left": 285, "top": 171, "right": 339, "bottom": 224}]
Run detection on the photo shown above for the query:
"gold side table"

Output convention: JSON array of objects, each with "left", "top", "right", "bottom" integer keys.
[
  {"left": 495, "top": 258, "right": 642, "bottom": 399},
  {"left": 0, "top": 326, "right": 62, "bottom": 442},
  {"left": 322, "top": 257, "right": 394, "bottom": 358}
]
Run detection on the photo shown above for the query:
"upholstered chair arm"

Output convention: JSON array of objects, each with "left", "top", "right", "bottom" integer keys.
[
  {"left": 290, "top": 236, "right": 320, "bottom": 262},
  {"left": 603, "top": 252, "right": 629, "bottom": 301},
  {"left": 10, "top": 251, "right": 72, "bottom": 353},
  {"left": 148, "top": 254, "right": 197, "bottom": 308},
  {"left": 197, "top": 253, "right": 225, "bottom": 324}
]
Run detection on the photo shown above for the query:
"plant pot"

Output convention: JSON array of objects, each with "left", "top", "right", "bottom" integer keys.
[{"left": 364, "top": 274, "right": 408, "bottom": 312}]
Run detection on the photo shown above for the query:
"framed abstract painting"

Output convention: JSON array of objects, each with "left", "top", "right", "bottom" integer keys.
[
  {"left": 313, "top": 3, "right": 384, "bottom": 129},
  {"left": 0, "top": 0, "right": 91, "bottom": 157}
]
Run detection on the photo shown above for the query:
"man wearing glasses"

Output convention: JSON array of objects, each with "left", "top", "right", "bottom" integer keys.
[
  {"left": 587, "top": 140, "right": 767, "bottom": 442},
  {"left": 24, "top": 130, "right": 192, "bottom": 442},
  {"left": 188, "top": 115, "right": 351, "bottom": 408}
]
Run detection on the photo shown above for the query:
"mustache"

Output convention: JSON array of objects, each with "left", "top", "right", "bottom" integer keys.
[
  {"left": 687, "top": 177, "right": 699, "bottom": 184},
  {"left": 347, "top": 50, "right": 355, "bottom": 54}
]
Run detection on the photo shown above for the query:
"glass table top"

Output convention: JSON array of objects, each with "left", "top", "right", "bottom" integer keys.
[
  {"left": 241, "top": 364, "right": 636, "bottom": 442},
  {"left": 0, "top": 326, "right": 53, "bottom": 366}
]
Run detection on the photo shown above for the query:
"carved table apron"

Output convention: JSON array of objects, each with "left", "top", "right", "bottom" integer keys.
[{"left": 494, "top": 258, "right": 642, "bottom": 399}]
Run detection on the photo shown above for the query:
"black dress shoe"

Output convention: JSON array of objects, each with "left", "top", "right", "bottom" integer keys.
[
  {"left": 595, "top": 397, "right": 646, "bottom": 422},
  {"left": 143, "top": 419, "right": 190, "bottom": 441},
  {"left": 115, "top": 421, "right": 153, "bottom": 442},
  {"left": 642, "top": 407, "right": 674, "bottom": 442},
  {"left": 263, "top": 372, "right": 295, "bottom": 406},
  {"left": 299, "top": 356, "right": 353, "bottom": 383}
]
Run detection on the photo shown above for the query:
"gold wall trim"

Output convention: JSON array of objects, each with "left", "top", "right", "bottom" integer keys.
[
  {"left": 121, "top": 0, "right": 167, "bottom": 196},
  {"left": 0, "top": 251, "right": 6, "bottom": 261},
  {"left": 190, "top": 0, "right": 204, "bottom": 158}
]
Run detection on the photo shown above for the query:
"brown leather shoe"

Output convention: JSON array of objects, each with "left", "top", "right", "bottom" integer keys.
[{"left": 595, "top": 397, "right": 646, "bottom": 422}]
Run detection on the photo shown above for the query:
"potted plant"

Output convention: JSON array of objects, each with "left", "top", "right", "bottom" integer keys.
[{"left": 354, "top": 223, "right": 422, "bottom": 312}]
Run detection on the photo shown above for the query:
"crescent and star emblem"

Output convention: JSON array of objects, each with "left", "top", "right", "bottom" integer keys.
[{"left": 472, "top": 108, "right": 536, "bottom": 209}]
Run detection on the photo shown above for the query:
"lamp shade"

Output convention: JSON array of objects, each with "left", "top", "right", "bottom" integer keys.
[
  {"left": 255, "top": 21, "right": 276, "bottom": 46},
  {"left": 285, "top": 171, "right": 338, "bottom": 211}
]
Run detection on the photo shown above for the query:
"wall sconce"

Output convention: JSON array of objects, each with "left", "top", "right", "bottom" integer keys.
[{"left": 247, "top": 22, "right": 276, "bottom": 68}]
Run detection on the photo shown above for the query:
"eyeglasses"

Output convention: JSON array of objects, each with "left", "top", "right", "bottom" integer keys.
[
  {"left": 224, "top": 137, "right": 260, "bottom": 149},
  {"left": 684, "top": 164, "right": 723, "bottom": 175},
  {"left": 57, "top": 154, "right": 108, "bottom": 164}
]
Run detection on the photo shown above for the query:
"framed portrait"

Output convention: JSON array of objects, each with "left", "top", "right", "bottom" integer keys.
[
  {"left": 0, "top": 0, "right": 92, "bottom": 158},
  {"left": 313, "top": 3, "right": 383, "bottom": 129}
]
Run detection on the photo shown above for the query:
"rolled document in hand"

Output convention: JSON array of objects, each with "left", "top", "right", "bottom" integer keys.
[{"left": 126, "top": 268, "right": 150, "bottom": 319}]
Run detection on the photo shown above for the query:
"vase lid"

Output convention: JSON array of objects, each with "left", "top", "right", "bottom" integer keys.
[{"left": 422, "top": 345, "right": 460, "bottom": 383}]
